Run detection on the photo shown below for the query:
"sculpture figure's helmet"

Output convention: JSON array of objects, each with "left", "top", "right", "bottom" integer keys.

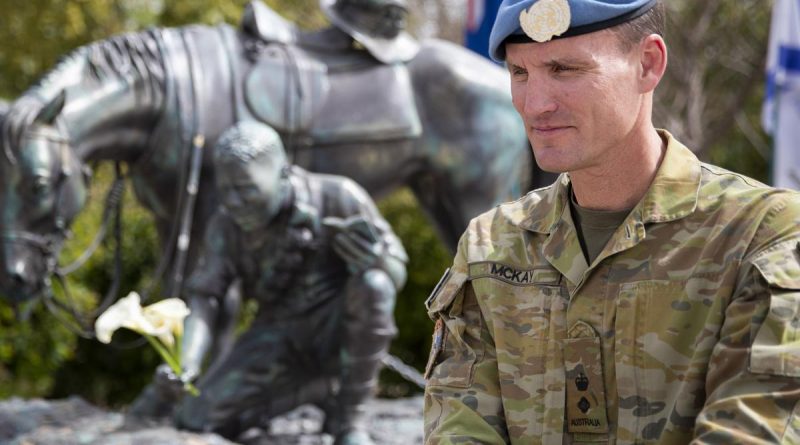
[{"left": 320, "top": 0, "right": 419, "bottom": 63}]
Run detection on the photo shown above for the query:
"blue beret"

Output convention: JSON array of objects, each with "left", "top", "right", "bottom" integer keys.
[{"left": 489, "top": 0, "right": 658, "bottom": 61}]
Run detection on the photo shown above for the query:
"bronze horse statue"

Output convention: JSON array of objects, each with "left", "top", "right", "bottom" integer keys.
[{"left": 0, "top": 2, "right": 540, "bottom": 305}]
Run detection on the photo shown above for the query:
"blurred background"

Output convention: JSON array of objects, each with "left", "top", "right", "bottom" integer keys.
[{"left": 0, "top": 0, "right": 773, "bottom": 406}]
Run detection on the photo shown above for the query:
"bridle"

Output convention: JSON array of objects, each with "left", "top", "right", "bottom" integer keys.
[
  {"left": 1, "top": 125, "right": 126, "bottom": 338},
  {"left": 1, "top": 127, "right": 76, "bottom": 278}
]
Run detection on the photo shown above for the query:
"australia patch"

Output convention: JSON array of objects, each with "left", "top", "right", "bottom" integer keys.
[{"left": 424, "top": 318, "right": 447, "bottom": 380}]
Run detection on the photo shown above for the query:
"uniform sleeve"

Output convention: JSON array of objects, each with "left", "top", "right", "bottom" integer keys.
[
  {"left": 693, "top": 239, "right": 800, "bottom": 443},
  {"left": 184, "top": 212, "right": 236, "bottom": 299},
  {"left": 423, "top": 233, "right": 508, "bottom": 444}
]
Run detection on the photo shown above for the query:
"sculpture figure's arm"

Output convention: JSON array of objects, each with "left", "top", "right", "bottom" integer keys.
[
  {"left": 180, "top": 291, "right": 222, "bottom": 380},
  {"left": 325, "top": 179, "right": 409, "bottom": 290},
  {"left": 179, "top": 214, "right": 238, "bottom": 381}
]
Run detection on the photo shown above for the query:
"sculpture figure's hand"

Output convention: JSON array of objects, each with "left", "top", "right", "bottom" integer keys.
[
  {"left": 325, "top": 216, "right": 385, "bottom": 273},
  {"left": 153, "top": 363, "right": 198, "bottom": 400}
]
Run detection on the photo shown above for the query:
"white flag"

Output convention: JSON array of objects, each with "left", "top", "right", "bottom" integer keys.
[{"left": 764, "top": 0, "right": 800, "bottom": 189}]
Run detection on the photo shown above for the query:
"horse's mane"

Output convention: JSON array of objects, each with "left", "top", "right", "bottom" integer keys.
[
  {"left": 2, "top": 28, "right": 168, "bottom": 163},
  {"left": 37, "top": 29, "right": 166, "bottom": 93}
]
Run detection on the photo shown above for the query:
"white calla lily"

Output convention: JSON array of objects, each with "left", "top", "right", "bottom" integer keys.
[
  {"left": 142, "top": 298, "right": 190, "bottom": 347},
  {"left": 95, "top": 292, "right": 156, "bottom": 343},
  {"left": 94, "top": 291, "right": 198, "bottom": 396}
]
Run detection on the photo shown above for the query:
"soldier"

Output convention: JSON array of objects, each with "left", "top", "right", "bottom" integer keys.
[
  {"left": 423, "top": 0, "right": 800, "bottom": 444},
  {"left": 146, "top": 121, "right": 407, "bottom": 445}
]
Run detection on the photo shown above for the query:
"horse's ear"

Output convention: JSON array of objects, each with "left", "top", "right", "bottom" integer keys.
[
  {"left": 34, "top": 90, "right": 66, "bottom": 125},
  {"left": 82, "top": 165, "right": 93, "bottom": 185}
]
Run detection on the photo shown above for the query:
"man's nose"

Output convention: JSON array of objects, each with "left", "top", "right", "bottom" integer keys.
[{"left": 523, "top": 78, "right": 558, "bottom": 117}]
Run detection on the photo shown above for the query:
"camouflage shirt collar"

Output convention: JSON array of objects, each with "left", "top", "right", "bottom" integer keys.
[
  {"left": 515, "top": 130, "right": 701, "bottom": 233},
  {"left": 637, "top": 131, "right": 701, "bottom": 223}
]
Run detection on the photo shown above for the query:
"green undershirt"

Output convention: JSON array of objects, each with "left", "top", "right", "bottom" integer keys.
[{"left": 569, "top": 190, "right": 632, "bottom": 265}]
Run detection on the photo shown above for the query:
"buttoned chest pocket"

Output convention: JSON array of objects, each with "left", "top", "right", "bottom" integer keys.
[
  {"left": 471, "top": 278, "right": 563, "bottom": 341},
  {"left": 749, "top": 244, "right": 800, "bottom": 377},
  {"left": 468, "top": 261, "right": 563, "bottom": 339},
  {"left": 469, "top": 278, "right": 560, "bottom": 389},
  {"left": 614, "top": 278, "right": 725, "bottom": 443},
  {"left": 469, "top": 265, "right": 567, "bottom": 440}
]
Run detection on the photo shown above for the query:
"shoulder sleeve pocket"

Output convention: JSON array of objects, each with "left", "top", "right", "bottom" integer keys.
[
  {"left": 749, "top": 243, "right": 800, "bottom": 376},
  {"left": 424, "top": 268, "right": 484, "bottom": 388},
  {"left": 425, "top": 268, "right": 468, "bottom": 319}
]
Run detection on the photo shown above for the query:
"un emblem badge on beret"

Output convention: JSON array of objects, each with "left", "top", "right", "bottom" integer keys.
[{"left": 519, "top": 0, "right": 571, "bottom": 42}]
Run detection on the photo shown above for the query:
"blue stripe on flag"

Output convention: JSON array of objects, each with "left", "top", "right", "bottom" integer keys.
[
  {"left": 780, "top": 46, "right": 800, "bottom": 71},
  {"left": 766, "top": 72, "right": 777, "bottom": 100}
]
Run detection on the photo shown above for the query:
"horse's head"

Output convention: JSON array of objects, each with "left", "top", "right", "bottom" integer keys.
[{"left": 0, "top": 92, "right": 89, "bottom": 303}]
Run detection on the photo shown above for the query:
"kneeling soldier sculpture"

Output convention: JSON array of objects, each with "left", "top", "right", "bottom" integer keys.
[{"left": 134, "top": 121, "right": 408, "bottom": 445}]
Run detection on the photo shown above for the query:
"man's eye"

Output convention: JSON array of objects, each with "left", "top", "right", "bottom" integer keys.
[{"left": 552, "top": 64, "right": 577, "bottom": 73}]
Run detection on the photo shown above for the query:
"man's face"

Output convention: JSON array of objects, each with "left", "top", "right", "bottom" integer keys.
[
  {"left": 215, "top": 153, "right": 285, "bottom": 231},
  {"left": 506, "top": 30, "right": 645, "bottom": 174}
]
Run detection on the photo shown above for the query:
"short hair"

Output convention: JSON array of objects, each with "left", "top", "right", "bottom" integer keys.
[
  {"left": 610, "top": 1, "right": 666, "bottom": 52},
  {"left": 213, "top": 121, "right": 287, "bottom": 165}
]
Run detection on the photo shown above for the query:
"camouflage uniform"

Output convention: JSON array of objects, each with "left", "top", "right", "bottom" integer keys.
[{"left": 423, "top": 131, "right": 800, "bottom": 444}]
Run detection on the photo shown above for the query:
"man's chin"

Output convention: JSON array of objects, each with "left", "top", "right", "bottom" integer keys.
[
  {"left": 531, "top": 147, "right": 573, "bottom": 174},
  {"left": 535, "top": 163, "right": 567, "bottom": 174}
]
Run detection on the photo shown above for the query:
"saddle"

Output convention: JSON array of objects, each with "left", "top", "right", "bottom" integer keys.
[{"left": 239, "top": 0, "right": 422, "bottom": 145}]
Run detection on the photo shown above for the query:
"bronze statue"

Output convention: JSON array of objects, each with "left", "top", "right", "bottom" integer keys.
[
  {"left": 130, "top": 121, "right": 407, "bottom": 444},
  {"left": 0, "top": 0, "right": 545, "bottom": 308}
]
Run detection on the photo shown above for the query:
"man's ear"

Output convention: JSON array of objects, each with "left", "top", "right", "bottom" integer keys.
[{"left": 639, "top": 34, "right": 668, "bottom": 93}]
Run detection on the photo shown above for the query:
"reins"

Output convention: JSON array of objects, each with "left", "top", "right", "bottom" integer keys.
[
  {"left": 166, "top": 29, "right": 206, "bottom": 300},
  {"left": 56, "top": 163, "right": 125, "bottom": 276},
  {"left": 52, "top": 162, "right": 125, "bottom": 317},
  {"left": 42, "top": 161, "right": 126, "bottom": 339}
]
